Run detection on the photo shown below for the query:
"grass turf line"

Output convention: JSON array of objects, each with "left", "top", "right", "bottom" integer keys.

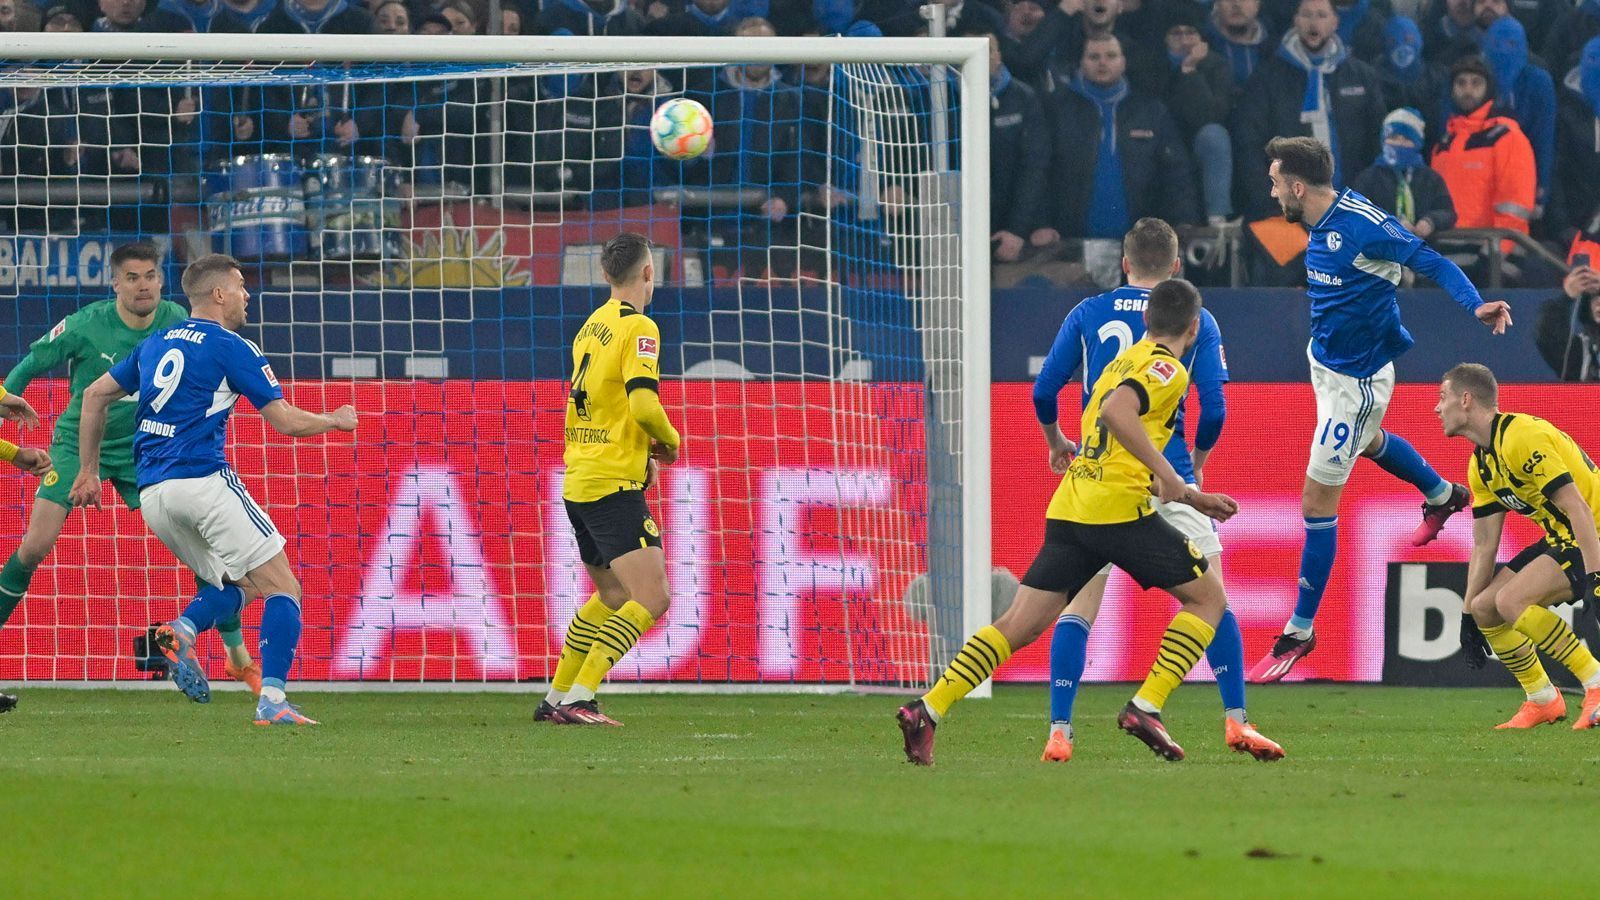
[{"left": 4, "top": 685, "right": 1598, "bottom": 897}]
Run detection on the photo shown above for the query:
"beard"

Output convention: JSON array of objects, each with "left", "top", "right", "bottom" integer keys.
[{"left": 1281, "top": 201, "right": 1303, "bottom": 223}]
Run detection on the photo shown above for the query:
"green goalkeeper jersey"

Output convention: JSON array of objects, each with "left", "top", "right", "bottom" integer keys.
[{"left": 4, "top": 299, "right": 189, "bottom": 462}]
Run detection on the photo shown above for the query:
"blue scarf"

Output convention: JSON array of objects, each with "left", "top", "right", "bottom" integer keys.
[
  {"left": 159, "top": 0, "right": 222, "bottom": 31},
  {"left": 1207, "top": 15, "right": 1265, "bottom": 86},
  {"left": 1071, "top": 74, "right": 1130, "bottom": 238},
  {"left": 991, "top": 62, "right": 1012, "bottom": 99},
  {"left": 1483, "top": 16, "right": 1528, "bottom": 107},
  {"left": 687, "top": 2, "right": 736, "bottom": 33},
  {"left": 1582, "top": 36, "right": 1600, "bottom": 120},
  {"left": 282, "top": 0, "right": 347, "bottom": 33},
  {"left": 1383, "top": 16, "right": 1423, "bottom": 83},
  {"left": 1334, "top": 0, "right": 1370, "bottom": 49},
  {"left": 1277, "top": 32, "right": 1349, "bottom": 183}
]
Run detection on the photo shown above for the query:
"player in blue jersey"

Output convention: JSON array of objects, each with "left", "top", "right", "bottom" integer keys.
[
  {"left": 1248, "top": 137, "right": 1514, "bottom": 683},
  {"left": 1033, "top": 218, "right": 1283, "bottom": 762},
  {"left": 70, "top": 255, "right": 357, "bottom": 725}
]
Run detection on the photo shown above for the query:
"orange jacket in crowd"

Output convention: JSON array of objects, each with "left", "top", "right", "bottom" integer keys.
[{"left": 1431, "top": 101, "right": 1537, "bottom": 238}]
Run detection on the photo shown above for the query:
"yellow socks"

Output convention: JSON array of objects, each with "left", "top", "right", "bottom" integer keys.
[
  {"left": 1514, "top": 606, "right": 1600, "bottom": 686},
  {"left": 1134, "top": 611, "right": 1217, "bottom": 713},
  {"left": 547, "top": 593, "right": 613, "bottom": 704},
  {"left": 1481, "top": 622, "right": 1555, "bottom": 699},
  {"left": 922, "top": 625, "right": 1013, "bottom": 720},
  {"left": 567, "top": 600, "right": 657, "bottom": 703}
]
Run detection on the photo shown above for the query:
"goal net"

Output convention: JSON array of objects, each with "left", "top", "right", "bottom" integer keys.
[{"left": 0, "top": 34, "right": 990, "bottom": 692}]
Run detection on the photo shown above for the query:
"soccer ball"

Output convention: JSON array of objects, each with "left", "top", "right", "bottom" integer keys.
[{"left": 650, "top": 98, "right": 713, "bottom": 161}]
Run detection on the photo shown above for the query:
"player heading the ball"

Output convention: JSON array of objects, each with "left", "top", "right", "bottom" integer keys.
[
  {"left": 538, "top": 232, "right": 681, "bottom": 727},
  {"left": 72, "top": 254, "right": 357, "bottom": 726}
]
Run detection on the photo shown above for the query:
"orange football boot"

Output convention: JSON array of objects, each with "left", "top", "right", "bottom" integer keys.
[
  {"left": 1225, "top": 718, "right": 1286, "bottom": 761},
  {"left": 226, "top": 660, "right": 263, "bottom": 697},
  {"left": 1494, "top": 695, "right": 1566, "bottom": 729},
  {"left": 1571, "top": 687, "right": 1600, "bottom": 731},
  {"left": 1041, "top": 729, "right": 1073, "bottom": 763}
]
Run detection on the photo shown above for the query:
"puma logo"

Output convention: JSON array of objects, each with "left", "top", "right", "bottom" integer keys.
[{"left": 100, "top": 353, "right": 116, "bottom": 364}]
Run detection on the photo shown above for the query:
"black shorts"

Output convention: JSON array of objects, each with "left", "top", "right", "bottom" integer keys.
[
  {"left": 565, "top": 490, "right": 662, "bottom": 568},
  {"left": 1021, "top": 516, "right": 1209, "bottom": 597},
  {"left": 1505, "top": 538, "right": 1585, "bottom": 597}
]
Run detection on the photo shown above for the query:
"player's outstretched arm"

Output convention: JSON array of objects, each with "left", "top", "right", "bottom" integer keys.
[
  {"left": 0, "top": 387, "right": 41, "bottom": 430},
  {"left": 1403, "top": 243, "right": 1513, "bottom": 334},
  {"left": 259, "top": 400, "right": 358, "bottom": 438},
  {"left": 70, "top": 373, "right": 129, "bottom": 509}
]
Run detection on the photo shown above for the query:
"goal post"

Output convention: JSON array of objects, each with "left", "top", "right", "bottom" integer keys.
[{"left": 0, "top": 34, "right": 990, "bottom": 694}]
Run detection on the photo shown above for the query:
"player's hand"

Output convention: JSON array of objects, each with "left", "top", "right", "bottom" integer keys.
[
  {"left": 68, "top": 470, "right": 101, "bottom": 509},
  {"left": 1475, "top": 300, "right": 1512, "bottom": 335},
  {"left": 328, "top": 405, "right": 358, "bottom": 432},
  {"left": 11, "top": 447, "right": 50, "bottom": 477},
  {"left": 1563, "top": 266, "right": 1600, "bottom": 300},
  {"left": 0, "top": 392, "right": 41, "bottom": 429},
  {"left": 644, "top": 457, "right": 660, "bottom": 490},
  {"left": 1185, "top": 489, "right": 1239, "bottom": 522},
  {"left": 650, "top": 441, "right": 679, "bottom": 465},
  {"left": 1459, "top": 612, "right": 1492, "bottom": 669}
]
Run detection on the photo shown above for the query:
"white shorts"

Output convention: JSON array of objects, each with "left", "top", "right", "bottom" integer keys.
[
  {"left": 1095, "top": 491, "right": 1222, "bottom": 577},
  {"left": 1307, "top": 346, "right": 1395, "bottom": 487},
  {"left": 139, "top": 469, "right": 286, "bottom": 589}
]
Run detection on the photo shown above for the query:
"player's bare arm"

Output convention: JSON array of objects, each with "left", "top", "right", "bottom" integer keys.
[
  {"left": 1464, "top": 511, "right": 1506, "bottom": 609},
  {"left": 259, "top": 400, "right": 358, "bottom": 437},
  {"left": 69, "top": 373, "right": 130, "bottom": 509},
  {"left": 0, "top": 390, "right": 41, "bottom": 430},
  {"left": 1098, "top": 384, "right": 1187, "bottom": 503}
]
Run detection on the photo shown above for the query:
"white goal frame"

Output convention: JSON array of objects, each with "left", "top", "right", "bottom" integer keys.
[{"left": 0, "top": 34, "right": 992, "bottom": 695}]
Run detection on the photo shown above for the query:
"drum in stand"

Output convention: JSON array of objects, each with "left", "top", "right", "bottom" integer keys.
[
  {"left": 204, "top": 154, "right": 308, "bottom": 260},
  {"left": 304, "top": 154, "right": 396, "bottom": 260}
]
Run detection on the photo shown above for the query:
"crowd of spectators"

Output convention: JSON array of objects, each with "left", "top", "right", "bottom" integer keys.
[{"left": 0, "top": 0, "right": 1597, "bottom": 287}]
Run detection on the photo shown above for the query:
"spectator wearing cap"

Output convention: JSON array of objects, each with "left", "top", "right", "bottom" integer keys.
[
  {"left": 1379, "top": 16, "right": 1448, "bottom": 136},
  {"left": 998, "top": 0, "right": 1072, "bottom": 87},
  {"left": 1232, "top": 0, "right": 1387, "bottom": 216},
  {"left": 42, "top": 4, "right": 85, "bottom": 29},
  {"left": 1550, "top": 37, "right": 1600, "bottom": 238},
  {"left": 1207, "top": 0, "right": 1275, "bottom": 89},
  {"left": 1138, "top": 3, "right": 1237, "bottom": 224},
  {"left": 646, "top": 0, "right": 740, "bottom": 36},
  {"left": 985, "top": 31, "right": 1049, "bottom": 263},
  {"left": 1351, "top": 107, "right": 1456, "bottom": 237},
  {"left": 1480, "top": 15, "right": 1554, "bottom": 208},
  {"left": 1032, "top": 33, "right": 1198, "bottom": 250},
  {"left": 1534, "top": 252, "right": 1600, "bottom": 380},
  {"left": 535, "top": 0, "right": 643, "bottom": 35},
  {"left": 1542, "top": 0, "right": 1600, "bottom": 75},
  {"left": 1431, "top": 54, "right": 1536, "bottom": 240}
]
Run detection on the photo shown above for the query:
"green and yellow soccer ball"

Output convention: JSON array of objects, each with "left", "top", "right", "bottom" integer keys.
[{"left": 650, "top": 98, "right": 713, "bottom": 161}]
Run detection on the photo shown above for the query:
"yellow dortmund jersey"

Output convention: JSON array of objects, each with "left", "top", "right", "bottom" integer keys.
[
  {"left": 1047, "top": 339, "right": 1190, "bottom": 524},
  {"left": 1468, "top": 412, "right": 1600, "bottom": 546},
  {"left": 562, "top": 299, "right": 664, "bottom": 503}
]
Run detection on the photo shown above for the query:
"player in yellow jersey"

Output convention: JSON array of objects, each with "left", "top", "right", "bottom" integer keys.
[
  {"left": 538, "top": 233, "right": 680, "bottom": 727},
  {"left": 897, "top": 280, "right": 1246, "bottom": 764},
  {"left": 0, "top": 383, "right": 52, "bottom": 713},
  {"left": 1436, "top": 363, "right": 1600, "bottom": 730}
]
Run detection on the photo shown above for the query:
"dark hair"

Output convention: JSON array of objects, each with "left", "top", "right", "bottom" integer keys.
[
  {"left": 180, "top": 254, "right": 242, "bottom": 301},
  {"left": 600, "top": 232, "right": 653, "bottom": 285},
  {"left": 1444, "top": 362, "right": 1499, "bottom": 407},
  {"left": 109, "top": 241, "right": 162, "bottom": 273},
  {"left": 1123, "top": 218, "right": 1178, "bottom": 279},
  {"left": 1265, "top": 135, "right": 1334, "bottom": 187},
  {"left": 1145, "top": 278, "right": 1202, "bottom": 337}
]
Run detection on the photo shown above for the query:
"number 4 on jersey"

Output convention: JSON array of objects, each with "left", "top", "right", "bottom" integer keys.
[{"left": 570, "top": 352, "right": 593, "bottom": 421}]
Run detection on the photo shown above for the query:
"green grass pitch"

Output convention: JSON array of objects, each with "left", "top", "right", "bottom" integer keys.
[{"left": 5, "top": 685, "right": 1599, "bottom": 897}]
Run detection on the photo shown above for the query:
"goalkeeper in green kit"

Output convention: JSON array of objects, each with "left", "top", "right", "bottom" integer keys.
[{"left": 0, "top": 243, "right": 261, "bottom": 708}]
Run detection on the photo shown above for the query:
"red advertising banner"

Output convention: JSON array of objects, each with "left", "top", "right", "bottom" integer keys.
[{"left": 0, "top": 381, "right": 1591, "bottom": 684}]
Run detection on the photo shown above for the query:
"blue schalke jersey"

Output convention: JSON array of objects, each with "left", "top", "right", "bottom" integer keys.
[
  {"left": 1303, "top": 188, "right": 1484, "bottom": 378},
  {"left": 1033, "top": 285, "right": 1229, "bottom": 484},
  {"left": 109, "top": 318, "right": 284, "bottom": 489}
]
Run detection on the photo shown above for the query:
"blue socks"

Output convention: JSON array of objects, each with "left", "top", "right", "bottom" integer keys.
[
  {"left": 1049, "top": 614, "right": 1091, "bottom": 723},
  {"left": 1292, "top": 516, "right": 1339, "bottom": 631},
  {"left": 258, "top": 593, "right": 302, "bottom": 687},
  {"left": 1368, "top": 431, "right": 1451, "bottom": 503},
  {"left": 1208, "top": 608, "right": 1246, "bottom": 711},
  {"left": 178, "top": 584, "right": 246, "bottom": 634}
]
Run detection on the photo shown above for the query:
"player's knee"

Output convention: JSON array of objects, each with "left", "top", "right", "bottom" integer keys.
[
  {"left": 1493, "top": 589, "right": 1535, "bottom": 624},
  {"left": 995, "top": 604, "right": 1047, "bottom": 647},
  {"left": 1467, "top": 589, "right": 1500, "bottom": 624},
  {"left": 597, "top": 582, "right": 630, "bottom": 609}
]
